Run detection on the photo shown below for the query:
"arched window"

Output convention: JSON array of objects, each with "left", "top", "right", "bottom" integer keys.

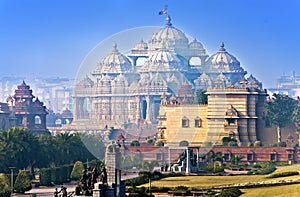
[
  {"left": 182, "top": 117, "right": 189, "bottom": 128},
  {"left": 55, "top": 119, "right": 62, "bottom": 125},
  {"left": 194, "top": 117, "right": 202, "bottom": 127},
  {"left": 35, "top": 115, "right": 41, "bottom": 125}
]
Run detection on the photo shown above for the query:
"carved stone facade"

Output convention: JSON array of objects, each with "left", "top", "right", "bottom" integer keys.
[
  {"left": 12, "top": 81, "right": 48, "bottom": 134},
  {"left": 72, "top": 15, "right": 250, "bottom": 131}
]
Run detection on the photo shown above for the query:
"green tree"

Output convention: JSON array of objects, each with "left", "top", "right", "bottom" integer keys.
[
  {"left": 292, "top": 101, "right": 300, "bottom": 131},
  {"left": 231, "top": 154, "right": 243, "bottom": 166},
  {"left": 14, "top": 170, "right": 32, "bottom": 193},
  {"left": 264, "top": 94, "right": 297, "bottom": 142},
  {"left": 0, "top": 173, "right": 11, "bottom": 197},
  {"left": 132, "top": 153, "right": 142, "bottom": 168},
  {"left": 130, "top": 140, "right": 140, "bottom": 146},
  {"left": 154, "top": 140, "right": 164, "bottom": 147},
  {"left": 254, "top": 140, "right": 263, "bottom": 147},
  {"left": 193, "top": 89, "right": 208, "bottom": 104},
  {"left": 206, "top": 150, "right": 223, "bottom": 173},
  {"left": 122, "top": 155, "right": 133, "bottom": 170},
  {"left": 70, "top": 161, "right": 84, "bottom": 180}
]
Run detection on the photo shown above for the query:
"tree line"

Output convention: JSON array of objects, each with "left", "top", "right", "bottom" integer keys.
[{"left": 0, "top": 128, "right": 105, "bottom": 175}]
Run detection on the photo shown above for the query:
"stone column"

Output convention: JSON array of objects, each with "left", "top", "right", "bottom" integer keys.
[
  {"left": 136, "top": 96, "right": 141, "bottom": 124},
  {"left": 105, "top": 142, "right": 122, "bottom": 197},
  {"left": 145, "top": 95, "right": 152, "bottom": 123}
]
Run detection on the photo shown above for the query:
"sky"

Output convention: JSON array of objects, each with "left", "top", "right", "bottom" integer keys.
[{"left": 0, "top": 0, "right": 299, "bottom": 88}]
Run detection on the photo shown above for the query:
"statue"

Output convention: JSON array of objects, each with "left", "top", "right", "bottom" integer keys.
[
  {"left": 91, "top": 167, "right": 99, "bottom": 188},
  {"left": 99, "top": 166, "right": 107, "bottom": 184}
]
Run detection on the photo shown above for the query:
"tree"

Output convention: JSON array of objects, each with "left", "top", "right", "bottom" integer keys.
[
  {"left": 206, "top": 150, "right": 223, "bottom": 173},
  {"left": 231, "top": 154, "right": 243, "bottom": 166},
  {"left": 122, "top": 155, "right": 133, "bottom": 170},
  {"left": 130, "top": 140, "right": 140, "bottom": 146},
  {"left": 154, "top": 140, "right": 164, "bottom": 147},
  {"left": 193, "top": 89, "right": 208, "bottom": 104},
  {"left": 14, "top": 170, "right": 32, "bottom": 193},
  {"left": 70, "top": 161, "right": 84, "bottom": 180},
  {"left": 264, "top": 94, "right": 297, "bottom": 142},
  {"left": 0, "top": 173, "right": 11, "bottom": 197}
]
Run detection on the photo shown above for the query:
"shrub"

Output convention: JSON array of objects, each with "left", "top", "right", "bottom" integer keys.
[
  {"left": 70, "top": 161, "right": 84, "bottom": 181},
  {"left": 200, "top": 163, "right": 224, "bottom": 173},
  {"left": 277, "top": 142, "right": 287, "bottom": 147},
  {"left": 0, "top": 173, "right": 11, "bottom": 197},
  {"left": 14, "top": 170, "right": 32, "bottom": 193},
  {"left": 130, "top": 140, "right": 140, "bottom": 146},
  {"left": 154, "top": 140, "right": 164, "bottom": 147},
  {"left": 267, "top": 170, "right": 299, "bottom": 178},
  {"left": 146, "top": 138, "right": 153, "bottom": 144},
  {"left": 219, "top": 187, "right": 243, "bottom": 197},
  {"left": 228, "top": 141, "right": 238, "bottom": 147},
  {"left": 248, "top": 163, "right": 276, "bottom": 175},
  {"left": 254, "top": 140, "right": 263, "bottom": 147}
]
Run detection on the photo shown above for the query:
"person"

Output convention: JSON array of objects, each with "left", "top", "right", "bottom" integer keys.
[
  {"left": 60, "top": 186, "right": 67, "bottom": 197},
  {"left": 54, "top": 188, "right": 60, "bottom": 197}
]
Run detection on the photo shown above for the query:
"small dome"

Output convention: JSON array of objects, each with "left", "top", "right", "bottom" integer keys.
[
  {"left": 113, "top": 74, "right": 128, "bottom": 87},
  {"left": 189, "top": 38, "right": 204, "bottom": 49},
  {"left": 207, "top": 42, "right": 244, "bottom": 73},
  {"left": 149, "top": 73, "right": 167, "bottom": 87},
  {"left": 133, "top": 39, "right": 148, "bottom": 50},
  {"left": 92, "top": 43, "right": 132, "bottom": 75}
]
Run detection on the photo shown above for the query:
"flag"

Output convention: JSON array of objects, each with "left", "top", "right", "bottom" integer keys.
[{"left": 158, "top": 9, "right": 167, "bottom": 15}]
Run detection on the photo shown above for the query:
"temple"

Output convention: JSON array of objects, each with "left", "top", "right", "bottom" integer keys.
[{"left": 70, "top": 14, "right": 296, "bottom": 146}]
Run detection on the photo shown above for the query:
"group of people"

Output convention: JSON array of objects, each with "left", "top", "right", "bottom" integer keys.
[{"left": 54, "top": 186, "right": 67, "bottom": 197}]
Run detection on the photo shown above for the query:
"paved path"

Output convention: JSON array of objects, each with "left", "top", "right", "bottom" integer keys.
[{"left": 26, "top": 183, "right": 76, "bottom": 197}]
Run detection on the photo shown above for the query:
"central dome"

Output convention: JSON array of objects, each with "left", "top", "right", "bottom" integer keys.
[{"left": 148, "top": 15, "right": 189, "bottom": 53}]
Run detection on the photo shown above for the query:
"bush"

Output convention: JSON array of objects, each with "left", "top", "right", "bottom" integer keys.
[
  {"left": 130, "top": 140, "right": 140, "bottom": 146},
  {"left": 146, "top": 139, "right": 153, "bottom": 144},
  {"left": 228, "top": 141, "right": 238, "bottom": 147},
  {"left": 70, "top": 161, "right": 84, "bottom": 181},
  {"left": 248, "top": 163, "right": 276, "bottom": 175},
  {"left": 0, "top": 173, "right": 11, "bottom": 197},
  {"left": 219, "top": 187, "right": 243, "bottom": 197},
  {"left": 200, "top": 163, "right": 224, "bottom": 173},
  {"left": 254, "top": 140, "right": 263, "bottom": 147},
  {"left": 154, "top": 140, "right": 164, "bottom": 147},
  {"left": 14, "top": 170, "right": 32, "bottom": 193},
  {"left": 267, "top": 170, "right": 299, "bottom": 178}
]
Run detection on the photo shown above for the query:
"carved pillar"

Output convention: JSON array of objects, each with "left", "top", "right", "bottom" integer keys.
[
  {"left": 136, "top": 96, "right": 141, "bottom": 124},
  {"left": 145, "top": 95, "right": 152, "bottom": 123}
]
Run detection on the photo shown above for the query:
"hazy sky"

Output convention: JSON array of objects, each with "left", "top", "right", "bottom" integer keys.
[{"left": 0, "top": 0, "right": 299, "bottom": 88}]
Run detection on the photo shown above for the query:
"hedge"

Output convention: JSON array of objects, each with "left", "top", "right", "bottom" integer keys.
[
  {"left": 0, "top": 173, "right": 11, "bottom": 197},
  {"left": 39, "top": 164, "right": 73, "bottom": 186},
  {"left": 267, "top": 170, "right": 299, "bottom": 178}
]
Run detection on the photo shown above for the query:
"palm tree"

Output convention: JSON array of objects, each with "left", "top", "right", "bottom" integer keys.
[
  {"left": 231, "top": 154, "right": 243, "bottom": 166},
  {"left": 206, "top": 150, "right": 223, "bottom": 173}
]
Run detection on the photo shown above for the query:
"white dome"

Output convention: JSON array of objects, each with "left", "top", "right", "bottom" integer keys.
[
  {"left": 133, "top": 39, "right": 148, "bottom": 50},
  {"left": 141, "top": 48, "right": 185, "bottom": 72},
  {"left": 207, "top": 42, "right": 245, "bottom": 73},
  {"left": 189, "top": 38, "right": 204, "bottom": 49},
  {"left": 92, "top": 43, "right": 132, "bottom": 75},
  {"left": 148, "top": 16, "right": 189, "bottom": 52}
]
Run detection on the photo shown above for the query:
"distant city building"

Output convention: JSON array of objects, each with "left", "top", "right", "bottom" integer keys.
[
  {"left": 0, "top": 77, "right": 74, "bottom": 114},
  {"left": 268, "top": 71, "right": 300, "bottom": 98}
]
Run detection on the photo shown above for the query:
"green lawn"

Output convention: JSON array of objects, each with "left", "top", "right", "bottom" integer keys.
[
  {"left": 139, "top": 164, "right": 300, "bottom": 190},
  {"left": 241, "top": 184, "right": 300, "bottom": 197}
]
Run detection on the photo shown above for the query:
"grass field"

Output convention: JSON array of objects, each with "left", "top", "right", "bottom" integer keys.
[
  {"left": 138, "top": 163, "right": 300, "bottom": 196},
  {"left": 241, "top": 184, "right": 300, "bottom": 197}
]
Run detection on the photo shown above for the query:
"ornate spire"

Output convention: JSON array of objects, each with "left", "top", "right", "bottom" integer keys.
[
  {"left": 165, "top": 15, "right": 172, "bottom": 26},
  {"left": 112, "top": 43, "right": 118, "bottom": 52},
  {"left": 219, "top": 42, "right": 226, "bottom": 52}
]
